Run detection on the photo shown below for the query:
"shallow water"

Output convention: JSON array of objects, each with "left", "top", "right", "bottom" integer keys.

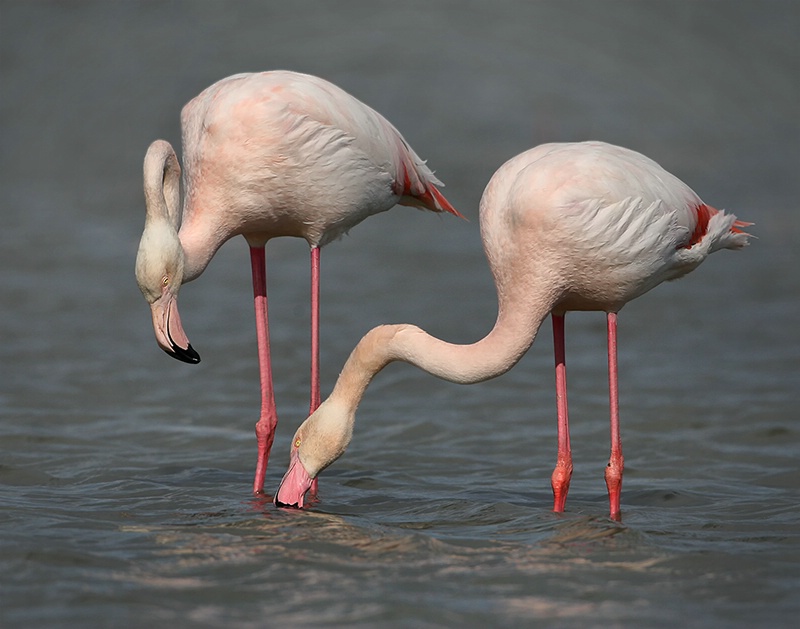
[{"left": 2, "top": 2, "right": 799, "bottom": 627}]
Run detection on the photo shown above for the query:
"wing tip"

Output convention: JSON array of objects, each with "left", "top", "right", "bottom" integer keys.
[{"left": 428, "top": 184, "right": 466, "bottom": 219}]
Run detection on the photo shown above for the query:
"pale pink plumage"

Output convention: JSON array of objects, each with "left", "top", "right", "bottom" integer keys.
[
  {"left": 135, "top": 71, "right": 461, "bottom": 495},
  {"left": 274, "top": 141, "right": 751, "bottom": 515}
]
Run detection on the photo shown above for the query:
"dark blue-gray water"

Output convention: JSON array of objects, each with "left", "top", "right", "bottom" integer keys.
[{"left": 2, "top": 1, "right": 798, "bottom": 627}]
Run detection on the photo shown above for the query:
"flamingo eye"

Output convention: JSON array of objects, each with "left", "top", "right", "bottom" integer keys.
[
  {"left": 294, "top": 438, "right": 302, "bottom": 448},
  {"left": 162, "top": 275, "right": 169, "bottom": 287}
]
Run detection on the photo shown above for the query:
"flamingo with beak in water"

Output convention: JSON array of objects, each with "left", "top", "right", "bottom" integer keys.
[
  {"left": 274, "top": 141, "right": 750, "bottom": 519},
  {"left": 135, "top": 71, "right": 462, "bottom": 495}
]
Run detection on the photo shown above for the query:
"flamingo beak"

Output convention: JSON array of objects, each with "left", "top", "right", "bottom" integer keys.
[
  {"left": 274, "top": 449, "right": 314, "bottom": 509},
  {"left": 150, "top": 292, "right": 201, "bottom": 364}
]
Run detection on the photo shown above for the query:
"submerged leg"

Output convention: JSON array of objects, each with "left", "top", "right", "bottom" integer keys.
[
  {"left": 250, "top": 245, "right": 279, "bottom": 495},
  {"left": 309, "top": 246, "right": 321, "bottom": 496},
  {"left": 551, "top": 313, "right": 573, "bottom": 512},
  {"left": 605, "top": 312, "right": 624, "bottom": 520}
]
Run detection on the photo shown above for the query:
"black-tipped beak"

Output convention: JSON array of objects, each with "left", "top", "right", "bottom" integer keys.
[
  {"left": 151, "top": 293, "right": 200, "bottom": 364},
  {"left": 274, "top": 497, "right": 302, "bottom": 509},
  {"left": 164, "top": 343, "right": 201, "bottom": 364}
]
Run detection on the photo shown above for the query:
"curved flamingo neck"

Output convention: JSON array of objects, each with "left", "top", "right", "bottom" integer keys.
[
  {"left": 328, "top": 282, "right": 556, "bottom": 414},
  {"left": 179, "top": 224, "right": 220, "bottom": 283}
]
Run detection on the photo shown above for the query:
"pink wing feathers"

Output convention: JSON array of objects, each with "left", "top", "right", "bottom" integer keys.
[
  {"left": 294, "top": 72, "right": 463, "bottom": 219},
  {"left": 679, "top": 203, "right": 752, "bottom": 251},
  {"left": 182, "top": 71, "right": 463, "bottom": 221},
  {"left": 389, "top": 134, "right": 463, "bottom": 218}
]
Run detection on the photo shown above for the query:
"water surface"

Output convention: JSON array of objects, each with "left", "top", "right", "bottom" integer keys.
[{"left": 1, "top": 2, "right": 799, "bottom": 627}]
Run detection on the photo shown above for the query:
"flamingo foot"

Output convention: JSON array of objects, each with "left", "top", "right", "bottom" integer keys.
[
  {"left": 551, "top": 460, "right": 573, "bottom": 513},
  {"left": 604, "top": 454, "right": 624, "bottom": 521}
]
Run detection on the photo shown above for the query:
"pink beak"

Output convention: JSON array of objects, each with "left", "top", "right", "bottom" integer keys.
[
  {"left": 274, "top": 449, "right": 314, "bottom": 508},
  {"left": 150, "top": 291, "right": 200, "bottom": 364}
]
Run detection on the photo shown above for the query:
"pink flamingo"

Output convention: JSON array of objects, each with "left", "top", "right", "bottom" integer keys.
[
  {"left": 274, "top": 141, "right": 751, "bottom": 518},
  {"left": 135, "top": 71, "right": 462, "bottom": 495}
]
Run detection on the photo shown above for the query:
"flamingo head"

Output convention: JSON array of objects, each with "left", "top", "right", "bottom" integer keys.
[
  {"left": 135, "top": 220, "right": 200, "bottom": 364},
  {"left": 274, "top": 447, "right": 314, "bottom": 509},
  {"left": 274, "top": 398, "right": 354, "bottom": 508},
  {"left": 136, "top": 139, "right": 200, "bottom": 365}
]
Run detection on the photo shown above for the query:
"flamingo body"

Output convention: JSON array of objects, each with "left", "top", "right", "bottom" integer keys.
[
  {"left": 177, "top": 72, "right": 459, "bottom": 273},
  {"left": 274, "top": 141, "right": 750, "bottom": 513},
  {"left": 481, "top": 143, "right": 745, "bottom": 315},
  {"left": 135, "top": 71, "right": 461, "bottom": 494}
]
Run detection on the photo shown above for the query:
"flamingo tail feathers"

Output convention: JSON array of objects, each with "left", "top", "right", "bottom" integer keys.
[
  {"left": 680, "top": 203, "right": 752, "bottom": 251},
  {"left": 709, "top": 206, "right": 753, "bottom": 249},
  {"left": 392, "top": 160, "right": 464, "bottom": 218},
  {"left": 413, "top": 181, "right": 465, "bottom": 218}
]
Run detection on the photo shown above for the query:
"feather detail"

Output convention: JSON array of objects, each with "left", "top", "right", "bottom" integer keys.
[
  {"left": 390, "top": 139, "right": 463, "bottom": 218},
  {"left": 678, "top": 203, "right": 752, "bottom": 251},
  {"left": 392, "top": 159, "right": 464, "bottom": 217}
]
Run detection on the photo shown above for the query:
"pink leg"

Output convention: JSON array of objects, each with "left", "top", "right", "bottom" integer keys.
[
  {"left": 551, "top": 313, "right": 573, "bottom": 512},
  {"left": 605, "top": 312, "right": 624, "bottom": 520},
  {"left": 250, "top": 246, "right": 279, "bottom": 495},
  {"left": 309, "top": 247, "right": 321, "bottom": 496},
  {"left": 309, "top": 247, "right": 321, "bottom": 414}
]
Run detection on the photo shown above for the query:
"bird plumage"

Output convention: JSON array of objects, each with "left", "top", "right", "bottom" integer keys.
[
  {"left": 135, "top": 70, "right": 461, "bottom": 493},
  {"left": 274, "top": 141, "right": 751, "bottom": 512}
]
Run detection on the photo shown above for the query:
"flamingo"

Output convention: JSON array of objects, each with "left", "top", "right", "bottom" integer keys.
[
  {"left": 274, "top": 141, "right": 751, "bottom": 518},
  {"left": 135, "top": 71, "right": 462, "bottom": 495}
]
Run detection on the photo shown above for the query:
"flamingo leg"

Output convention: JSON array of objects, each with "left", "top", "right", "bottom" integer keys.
[
  {"left": 250, "top": 245, "right": 279, "bottom": 495},
  {"left": 605, "top": 312, "right": 624, "bottom": 520},
  {"left": 551, "top": 313, "right": 573, "bottom": 512},
  {"left": 309, "top": 247, "right": 321, "bottom": 414},
  {"left": 309, "top": 246, "right": 321, "bottom": 497}
]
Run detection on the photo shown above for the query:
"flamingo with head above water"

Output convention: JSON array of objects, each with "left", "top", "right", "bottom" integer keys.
[
  {"left": 135, "top": 71, "right": 462, "bottom": 495},
  {"left": 274, "top": 140, "right": 751, "bottom": 519}
]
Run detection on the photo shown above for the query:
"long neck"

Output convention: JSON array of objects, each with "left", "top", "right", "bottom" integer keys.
[
  {"left": 328, "top": 280, "right": 557, "bottom": 412},
  {"left": 143, "top": 141, "right": 182, "bottom": 228},
  {"left": 178, "top": 217, "right": 223, "bottom": 283},
  {"left": 142, "top": 139, "right": 224, "bottom": 285},
  {"left": 176, "top": 178, "right": 232, "bottom": 283}
]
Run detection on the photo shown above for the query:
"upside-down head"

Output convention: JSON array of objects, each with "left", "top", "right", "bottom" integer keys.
[
  {"left": 274, "top": 398, "right": 355, "bottom": 508},
  {"left": 135, "top": 140, "right": 200, "bottom": 365}
]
